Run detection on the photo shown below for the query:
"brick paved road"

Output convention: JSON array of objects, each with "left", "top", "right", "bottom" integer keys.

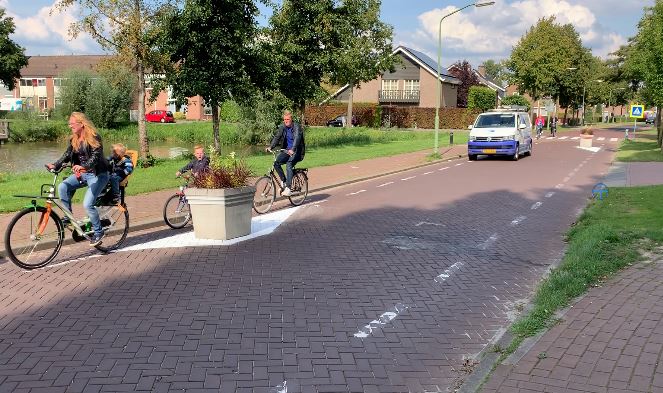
[{"left": 0, "top": 132, "right": 619, "bottom": 392}]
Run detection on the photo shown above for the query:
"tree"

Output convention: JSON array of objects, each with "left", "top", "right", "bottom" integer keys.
[
  {"left": 55, "top": 0, "right": 172, "bottom": 161},
  {"left": 628, "top": 1, "right": 663, "bottom": 146},
  {"left": 507, "top": 17, "right": 591, "bottom": 118},
  {"left": 501, "top": 95, "right": 531, "bottom": 111},
  {"left": 157, "top": 0, "right": 270, "bottom": 151},
  {"left": 448, "top": 60, "right": 480, "bottom": 108},
  {"left": 480, "top": 59, "right": 506, "bottom": 86},
  {"left": 269, "top": 0, "right": 335, "bottom": 119},
  {"left": 467, "top": 86, "right": 496, "bottom": 111},
  {"left": 0, "top": 9, "right": 27, "bottom": 90},
  {"left": 326, "top": 0, "right": 395, "bottom": 128}
]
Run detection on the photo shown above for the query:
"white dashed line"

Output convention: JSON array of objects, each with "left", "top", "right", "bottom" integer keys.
[
  {"left": 610, "top": 138, "right": 618, "bottom": 142},
  {"left": 415, "top": 221, "right": 444, "bottom": 227},
  {"left": 455, "top": 163, "right": 463, "bottom": 167},
  {"left": 531, "top": 202, "right": 543, "bottom": 210},
  {"left": 44, "top": 254, "right": 103, "bottom": 269},
  {"left": 545, "top": 192, "right": 555, "bottom": 198},
  {"left": 510, "top": 216, "right": 527, "bottom": 227},
  {"left": 571, "top": 136, "right": 580, "bottom": 140},
  {"left": 478, "top": 234, "right": 499, "bottom": 250},
  {"left": 597, "top": 137, "right": 606, "bottom": 141},
  {"left": 346, "top": 190, "right": 366, "bottom": 196},
  {"left": 563, "top": 176, "right": 571, "bottom": 182},
  {"left": 422, "top": 171, "right": 434, "bottom": 175},
  {"left": 350, "top": 166, "right": 359, "bottom": 169},
  {"left": 559, "top": 136, "right": 568, "bottom": 140},
  {"left": 555, "top": 184, "right": 564, "bottom": 189},
  {"left": 435, "top": 261, "right": 464, "bottom": 282},
  {"left": 546, "top": 137, "right": 554, "bottom": 140},
  {"left": 401, "top": 176, "right": 417, "bottom": 181},
  {"left": 376, "top": 182, "right": 394, "bottom": 188},
  {"left": 439, "top": 167, "right": 450, "bottom": 171},
  {"left": 354, "top": 303, "right": 409, "bottom": 339}
]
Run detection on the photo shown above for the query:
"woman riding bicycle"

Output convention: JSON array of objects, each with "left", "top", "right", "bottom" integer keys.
[{"left": 47, "top": 112, "right": 110, "bottom": 247}]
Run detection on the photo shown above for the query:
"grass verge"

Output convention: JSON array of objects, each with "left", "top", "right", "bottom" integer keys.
[
  {"left": 0, "top": 129, "right": 467, "bottom": 213},
  {"left": 616, "top": 128, "right": 663, "bottom": 162},
  {"left": 506, "top": 186, "right": 663, "bottom": 353}
]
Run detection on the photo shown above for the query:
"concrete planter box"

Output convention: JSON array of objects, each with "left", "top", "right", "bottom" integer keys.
[
  {"left": 186, "top": 186, "right": 256, "bottom": 240},
  {"left": 580, "top": 134, "right": 594, "bottom": 148}
]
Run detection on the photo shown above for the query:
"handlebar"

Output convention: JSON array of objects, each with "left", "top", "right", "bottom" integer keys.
[{"left": 45, "top": 163, "right": 69, "bottom": 174}]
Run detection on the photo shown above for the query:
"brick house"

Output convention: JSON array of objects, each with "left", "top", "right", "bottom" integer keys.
[{"left": 327, "top": 46, "right": 461, "bottom": 108}]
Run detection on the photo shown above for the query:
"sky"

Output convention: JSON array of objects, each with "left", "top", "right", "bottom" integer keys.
[{"left": 3, "top": 0, "right": 655, "bottom": 67}]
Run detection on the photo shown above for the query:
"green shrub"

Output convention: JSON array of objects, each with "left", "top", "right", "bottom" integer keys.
[
  {"left": 468, "top": 86, "right": 497, "bottom": 111},
  {"left": 8, "top": 119, "right": 68, "bottom": 142},
  {"left": 174, "top": 111, "right": 186, "bottom": 120},
  {"left": 501, "top": 95, "right": 531, "bottom": 111},
  {"left": 220, "top": 101, "right": 242, "bottom": 123}
]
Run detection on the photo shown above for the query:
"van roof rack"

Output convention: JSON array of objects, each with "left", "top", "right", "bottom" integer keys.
[{"left": 489, "top": 105, "right": 529, "bottom": 112}]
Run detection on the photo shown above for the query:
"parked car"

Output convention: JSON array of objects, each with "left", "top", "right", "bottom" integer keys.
[
  {"left": 326, "top": 115, "right": 359, "bottom": 127},
  {"left": 146, "top": 110, "right": 175, "bottom": 123},
  {"left": 645, "top": 112, "right": 656, "bottom": 125},
  {"left": 467, "top": 107, "right": 533, "bottom": 161}
]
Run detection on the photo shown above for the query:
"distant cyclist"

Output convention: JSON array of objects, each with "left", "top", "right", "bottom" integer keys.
[
  {"left": 267, "top": 110, "right": 305, "bottom": 197},
  {"left": 550, "top": 116, "right": 558, "bottom": 137},
  {"left": 47, "top": 112, "right": 110, "bottom": 246},
  {"left": 535, "top": 115, "right": 545, "bottom": 138}
]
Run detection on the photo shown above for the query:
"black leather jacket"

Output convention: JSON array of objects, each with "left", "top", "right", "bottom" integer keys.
[
  {"left": 270, "top": 122, "right": 305, "bottom": 159},
  {"left": 54, "top": 135, "right": 109, "bottom": 175}
]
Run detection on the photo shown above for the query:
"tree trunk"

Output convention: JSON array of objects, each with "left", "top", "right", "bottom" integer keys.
[
  {"left": 136, "top": 63, "right": 150, "bottom": 162},
  {"left": 563, "top": 107, "right": 568, "bottom": 125},
  {"left": 212, "top": 103, "right": 220, "bottom": 152},
  {"left": 299, "top": 100, "right": 306, "bottom": 126},
  {"left": 656, "top": 106, "right": 662, "bottom": 148},
  {"left": 346, "top": 83, "right": 354, "bottom": 129}
]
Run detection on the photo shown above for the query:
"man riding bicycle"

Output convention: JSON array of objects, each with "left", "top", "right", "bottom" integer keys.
[{"left": 267, "top": 110, "right": 305, "bottom": 197}]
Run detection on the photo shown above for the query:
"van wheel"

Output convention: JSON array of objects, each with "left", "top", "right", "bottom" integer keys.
[
  {"left": 524, "top": 141, "right": 532, "bottom": 157},
  {"left": 512, "top": 144, "right": 519, "bottom": 161},
  {"left": 469, "top": 154, "right": 477, "bottom": 161}
]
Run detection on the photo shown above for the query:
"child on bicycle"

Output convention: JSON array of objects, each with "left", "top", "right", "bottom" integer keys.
[
  {"left": 108, "top": 143, "right": 134, "bottom": 204},
  {"left": 176, "top": 144, "right": 210, "bottom": 178}
]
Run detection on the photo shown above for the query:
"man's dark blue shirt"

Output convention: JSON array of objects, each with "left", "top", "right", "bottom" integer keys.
[{"left": 285, "top": 126, "right": 294, "bottom": 150}]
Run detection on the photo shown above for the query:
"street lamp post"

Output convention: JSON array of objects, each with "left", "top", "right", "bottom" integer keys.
[{"left": 434, "top": 1, "right": 495, "bottom": 154}]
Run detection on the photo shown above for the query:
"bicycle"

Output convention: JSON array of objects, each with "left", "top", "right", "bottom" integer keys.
[
  {"left": 163, "top": 178, "right": 191, "bottom": 229},
  {"left": 536, "top": 124, "right": 543, "bottom": 139},
  {"left": 3, "top": 165, "right": 130, "bottom": 270},
  {"left": 253, "top": 149, "right": 309, "bottom": 214}
]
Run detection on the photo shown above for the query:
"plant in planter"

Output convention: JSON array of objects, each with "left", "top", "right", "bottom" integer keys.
[
  {"left": 580, "top": 127, "right": 594, "bottom": 148},
  {"left": 186, "top": 150, "right": 255, "bottom": 240}
]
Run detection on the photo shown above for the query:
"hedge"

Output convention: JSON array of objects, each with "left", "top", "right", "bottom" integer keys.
[{"left": 305, "top": 103, "right": 481, "bottom": 130}]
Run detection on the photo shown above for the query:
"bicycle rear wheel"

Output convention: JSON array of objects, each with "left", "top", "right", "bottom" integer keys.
[
  {"left": 4, "top": 206, "right": 64, "bottom": 269},
  {"left": 288, "top": 170, "right": 309, "bottom": 206},
  {"left": 95, "top": 205, "right": 129, "bottom": 253},
  {"left": 253, "top": 176, "right": 275, "bottom": 214},
  {"left": 163, "top": 194, "right": 191, "bottom": 229}
]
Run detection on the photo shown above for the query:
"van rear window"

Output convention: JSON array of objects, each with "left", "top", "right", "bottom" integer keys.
[{"left": 475, "top": 114, "right": 516, "bottom": 128}]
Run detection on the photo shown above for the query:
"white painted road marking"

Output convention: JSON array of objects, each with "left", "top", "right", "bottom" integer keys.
[
  {"left": 597, "top": 137, "right": 606, "bottom": 141},
  {"left": 563, "top": 176, "right": 571, "bottom": 182},
  {"left": 377, "top": 182, "right": 394, "bottom": 188},
  {"left": 439, "top": 167, "right": 450, "bottom": 171},
  {"left": 478, "top": 234, "right": 498, "bottom": 250},
  {"left": 610, "top": 138, "right": 619, "bottom": 142},
  {"left": 435, "top": 261, "right": 464, "bottom": 283},
  {"left": 42, "top": 254, "right": 103, "bottom": 270},
  {"left": 269, "top": 381, "right": 287, "bottom": 393},
  {"left": 401, "top": 176, "right": 417, "bottom": 181},
  {"left": 422, "top": 171, "right": 434, "bottom": 175},
  {"left": 455, "top": 163, "right": 463, "bottom": 167},
  {"left": 347, "top": 190, "right": 366, "bottom": 196},
  {"left": 531, "top": 202, "right": 543, "bottom": 210},
  {"left": 545, "top": 192, "right": 555, "bottom": 198},
  {"left": 559, "top": 136, "right": 568, "bottom": 140},
  {"left": 571, "top": 136, "right": 580, "bottom": 140},
  {"left": 510, "top": 216, "right": 527, "bottom": 227},
  {"left": 415, "top": 221, "right": 445, "bottom": 227},
  {"left": 354, "top": 303, "right": 409, "bottom": 339},
  {"left": 555, "top": 183, "right": 564, "bottom": 189}
]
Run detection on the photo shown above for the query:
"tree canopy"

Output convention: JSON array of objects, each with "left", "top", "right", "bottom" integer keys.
[
  {"left": 0, "top": 8, "right": 27, "bottom": 91},
  {"left": 467, "top": 86, "right": 497, "bottom": 112},
  {"left": 448, "top": 60, "right": 480, "bottom": 108}
]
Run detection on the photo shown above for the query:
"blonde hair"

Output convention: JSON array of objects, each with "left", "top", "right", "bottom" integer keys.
[
  {"left": 193, "top": 144, "right": 204, "bottom": 151},
  {"left": 69, "top": 112, "right": 100, "bottom": 150},
  {"left": 282, "top": 110, "right": 292, "bottom": 117},
  {"left": 112, "top": 143, "right": 127, "bottom": 156}
]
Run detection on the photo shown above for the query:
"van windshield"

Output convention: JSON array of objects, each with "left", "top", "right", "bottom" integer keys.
[{"left": 474, "top": 114, "right": 516, "bottom": 128}]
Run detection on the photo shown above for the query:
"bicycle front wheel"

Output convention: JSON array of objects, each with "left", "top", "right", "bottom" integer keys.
[
  {"left": 163, "top": 194, "right": 191, "bottom": 229},
  {"left": 95, "top": 205, "right": 129, "bottom": 253},
  {"left": 4, "top": 206, "right": 64, "bottom": 270},
  {"left": 288, "top": 171, "right": 309, "bottom": 206},
  {"left": 253, "top": 176, "right": 276, "bottom": 214}
]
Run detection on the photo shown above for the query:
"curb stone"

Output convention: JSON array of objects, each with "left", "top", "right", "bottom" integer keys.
[{"left": 0, "top": 150, "right": 467, "bottom": 259}]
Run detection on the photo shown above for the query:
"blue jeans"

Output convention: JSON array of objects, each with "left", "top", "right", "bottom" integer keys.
[
  {"left": 274, "top": 152, "right": 301, "bottom": 188},
  {"left": 58, "top": 172, "right": 110, "bottom": 236},
  {"left": 109, "top": 173, "right": 123, "bottom": 199}
]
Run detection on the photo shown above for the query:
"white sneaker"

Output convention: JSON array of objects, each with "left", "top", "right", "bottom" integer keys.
[
  {"left": 280, "top": 180, "right": 285, "bottom": 189},
  {"left": 282, "top": 187, "right": 292, "bottom": 197}
]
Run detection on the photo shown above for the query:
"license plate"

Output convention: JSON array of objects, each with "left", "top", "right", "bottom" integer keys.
[{"left": 483, "top": 149, "right": 497, "bottom": 154}]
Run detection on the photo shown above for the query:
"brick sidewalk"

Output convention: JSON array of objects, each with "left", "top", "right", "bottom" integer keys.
[
  {"left": 482, "top": 256, "right": 663, "bottom": 393},
  {"left": 0, "top": 145, "right": 466, "bottom": 230}
]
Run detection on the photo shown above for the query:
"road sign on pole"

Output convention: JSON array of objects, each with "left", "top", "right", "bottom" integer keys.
[{"left": 630, "top": 105, "right": 645, "bottom": 118}]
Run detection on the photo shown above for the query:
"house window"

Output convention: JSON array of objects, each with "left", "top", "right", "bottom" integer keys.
[
  {"left": 38, "top": 97, "right": 48, "bottom": 111},
  {"left": 381, "top": 79, "right": 398, "bottom": 91},
  {"left": 404, "top": 80, "right": 419, "bottom": 92},
  {"left": 54, "top": 78, "right": 65, "bottom": 87},
  {"left": 203, "top": 104, "right": 212, "bottom": 116}
]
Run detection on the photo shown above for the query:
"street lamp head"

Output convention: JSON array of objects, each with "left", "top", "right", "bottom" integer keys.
[{"left": 474, "top": 1, "right": 495, "bottom": 7}]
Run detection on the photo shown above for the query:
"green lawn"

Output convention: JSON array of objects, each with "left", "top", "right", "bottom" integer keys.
[
  {"left": 0, "top": 129, "right": 467, "bottom": 213},
  {"left": 616, "top": 129, "right": 663, "bottom": 162},
  {"left": 506, "top": 185, "right": 663, "bottom": 354}
]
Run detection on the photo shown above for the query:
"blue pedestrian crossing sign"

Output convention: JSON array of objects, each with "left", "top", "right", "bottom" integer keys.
[{"left": 630, "top": 105, "right": 645, "bottom": 119}]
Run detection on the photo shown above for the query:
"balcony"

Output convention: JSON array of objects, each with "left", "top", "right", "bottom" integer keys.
[{"left": 378, "top": 90, "right": 420, "bottom": 104}]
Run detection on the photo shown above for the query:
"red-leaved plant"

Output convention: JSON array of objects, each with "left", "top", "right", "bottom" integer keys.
[{"left": 192, "top": 150, "right": 252, "bottom": 189}]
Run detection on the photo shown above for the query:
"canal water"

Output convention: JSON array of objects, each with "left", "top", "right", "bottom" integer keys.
[{"left": 0, "top": 140, "right": 257, "bottom": 174}]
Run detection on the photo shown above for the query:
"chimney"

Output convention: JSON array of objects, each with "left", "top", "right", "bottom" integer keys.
[{"left": 478, "top": 65, "right": 486, "bottom": 77}]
